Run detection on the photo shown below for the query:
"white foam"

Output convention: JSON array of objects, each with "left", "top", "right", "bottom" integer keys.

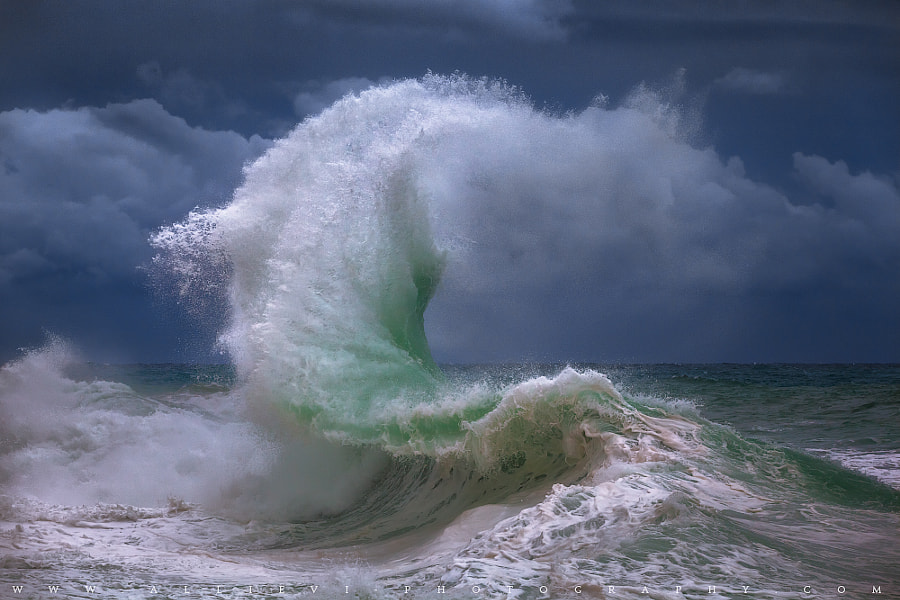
[
  {"left": 809, "top": 448, "right": 900, "bottom": 489},
  {"left": 0, "top": 345, "right": 388, "bottom": 521}
]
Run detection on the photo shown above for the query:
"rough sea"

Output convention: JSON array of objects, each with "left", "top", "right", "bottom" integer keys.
[
  {"left": 2, "top": 356, "right": 897, "bottom": 599},
  {"left": 2, "top": 75, "right": 898, "bottom": 598}
]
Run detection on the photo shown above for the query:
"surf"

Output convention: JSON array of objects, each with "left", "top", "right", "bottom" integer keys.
[
  {"left": 3, "top": 75, "right": 898, "bottom": 599},
  {"left": 148, "top": 73, "right": 900, "bottom": 532}
]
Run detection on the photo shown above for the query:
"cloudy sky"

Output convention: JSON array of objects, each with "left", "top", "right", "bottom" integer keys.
[{"left": 1, "top": 0, "right": 898, "bottom": 364}]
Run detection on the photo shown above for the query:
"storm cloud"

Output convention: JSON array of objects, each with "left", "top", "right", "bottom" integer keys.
[
  {"left": 418, "top": 86, "right": 900, "bottom": 362},
  {"left": 0, "top": 99, "right": 268, "bottom": 360},
  {"left": 0, "top": 1, "right": 897, "bottom": 363}
]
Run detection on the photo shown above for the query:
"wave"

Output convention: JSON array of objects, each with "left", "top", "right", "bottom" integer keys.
[
  {"left": 2, "top": 349, "right": 898, "bottom": 597},
  {"left": 0, "top": 340, "right": 275, "bottom": 511},
  {"left": 19, "top": 75, "right": 895, "bottom": 525},
  {"left": 143, "top": 74, "right": 757, "bottom": 534},
  {"left": 0, "top": 341, "right": 700, "bottom": 525},
  {"left": 149, "top": 73, "right": 695, "bottom": 446},
  {"left": 3, "top": 75, "right": 898, "bottom": 595}
]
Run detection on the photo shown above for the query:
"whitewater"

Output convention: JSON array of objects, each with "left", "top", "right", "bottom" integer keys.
[{"left": 1, "top": 75, "right": 898, "bottom": 599}]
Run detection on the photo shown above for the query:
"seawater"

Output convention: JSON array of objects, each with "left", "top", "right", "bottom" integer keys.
[
  {"left": 1, "top": 356, "right": 897, "bottom": 599},
  {"left": 2, "top": 75, "right": 898, "bottom": 598}
]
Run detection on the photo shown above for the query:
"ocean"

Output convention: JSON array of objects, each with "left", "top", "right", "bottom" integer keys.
[{"left": 2, "top": 75, "right": 898, "bottom": 598}]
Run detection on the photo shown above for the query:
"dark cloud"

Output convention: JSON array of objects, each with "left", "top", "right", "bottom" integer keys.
[
  {"left": 302, "top": 0, "right": 573, "bottom": 40},
  {"left": 567, "top": 0, "right": 899, "bottom": 33},
  {"left": 416, "top": 86, "right": 900, "bottom": 363},
  {"left": 0, "top": 99, "right": 269, "bottom": 361},
  {"left": 0, "top": 1, "right": 897, "bottom": 362}
]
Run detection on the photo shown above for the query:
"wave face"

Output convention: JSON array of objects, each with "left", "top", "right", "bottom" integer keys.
[
  {"left": 150, "top": 73, "right": 698, "bottom": 447},
  {"left": 154, "top": 75, "right": 532, "bottom": 443}
]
